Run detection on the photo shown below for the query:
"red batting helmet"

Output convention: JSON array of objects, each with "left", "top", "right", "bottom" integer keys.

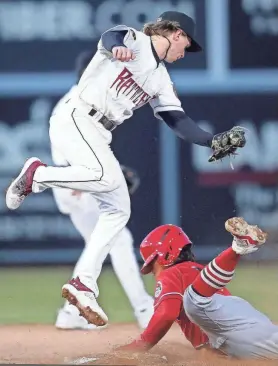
[{"left": 140, "top": 224, "right": 192, "bottom": 274}]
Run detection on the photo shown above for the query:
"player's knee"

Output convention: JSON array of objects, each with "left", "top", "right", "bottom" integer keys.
[
  {"left": 111, "top": 227, "right": 133, "bottom": 254},
  {"left": 120, "top": 196, "right": 131, "bottom": 226},
  {"left": 100, "top": 169, "right": 123, "bottom": 191},
  {"left": 104, "top": 176, "right": 120, "bottom": 190},
  {"left": 111, "top": 181, "right": 131, "bottom": 224},
  {"left": 101, "top": 193, "right": 130, "bottom": 225},
  {"left": 120, "top": 227, "right": 133, "bottom": 245},
  {"left": 118, "top": 199, "right": 131, "bottom": 224}
]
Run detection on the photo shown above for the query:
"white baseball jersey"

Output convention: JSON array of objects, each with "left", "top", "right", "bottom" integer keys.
[
  {"left": 69, "top": 25, "right": 184, "bottom": 124},
  {"left": 51, "top": 85, "right": 78, "bottom": 117}
]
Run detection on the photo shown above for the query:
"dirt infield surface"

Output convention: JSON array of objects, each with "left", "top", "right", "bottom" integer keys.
[{"left": 0, "top": 324, "right": 277, "bottom": 366}]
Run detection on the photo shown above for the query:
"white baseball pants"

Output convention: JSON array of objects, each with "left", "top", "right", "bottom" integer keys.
[
  {"left": 32, "top": 104, "right": 131, "bottom": 296},
  {"left": 52, "top": 179, "right": 152, "bottom": 314}
]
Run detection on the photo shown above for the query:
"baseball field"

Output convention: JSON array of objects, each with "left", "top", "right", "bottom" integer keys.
[{"left": 1, "top": 263, "right": 278, "bottom": 365}]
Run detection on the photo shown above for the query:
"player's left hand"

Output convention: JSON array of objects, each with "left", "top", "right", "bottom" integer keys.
[
  {"left": 115, "top": 338, "right": 150, "bottom": 353},
  {"left": 209, "top": 126, "right": 246, "bottom": 162}
]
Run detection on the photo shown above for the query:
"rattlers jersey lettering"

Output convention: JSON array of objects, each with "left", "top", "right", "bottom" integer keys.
[{"left": 71, "top": 25, "right": 183, "bottom": 124}]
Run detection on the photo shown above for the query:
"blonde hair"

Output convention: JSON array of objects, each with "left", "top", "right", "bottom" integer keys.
[{"left": 142, "top": 20, "right": 182, "bottom": 37}]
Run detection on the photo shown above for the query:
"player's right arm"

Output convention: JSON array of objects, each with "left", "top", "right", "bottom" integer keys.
[
  {"left": 118, "top": 273, "right": 184, "bottom": 352},
  {"left": 100, "top": 26, "right": 136, "bottom": 62},
  {"left": 120, "top": 297, "right": 181, "bottom": 352}
]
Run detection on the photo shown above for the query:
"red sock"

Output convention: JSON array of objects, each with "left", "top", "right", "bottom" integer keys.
[{"left": 192, "top": 247, "right": 240, "bottom": 297}]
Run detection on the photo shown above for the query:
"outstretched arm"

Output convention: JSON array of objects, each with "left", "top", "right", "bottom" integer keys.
[
  {"left": 150, "top": 70, "right": 246, "bottom": 161},
  {"left": 158, "top": 110, "right": 213, "bottom": 147},
  {"left": 119, "top": 297, "right": 181, "bottom": 352}
]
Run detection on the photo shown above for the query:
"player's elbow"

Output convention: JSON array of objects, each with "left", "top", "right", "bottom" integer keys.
[{"left": 99, "top": 166, "right": 125, "bottom": 191}]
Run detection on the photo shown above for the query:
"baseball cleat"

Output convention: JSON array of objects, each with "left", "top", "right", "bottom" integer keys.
[
  {"left": 55, "top": 308, "right": 107, "bottom": 330},
  {"left": 225, "top": 217, "right": 268, "bottom": 255},
  {"left": 62, "top": 277, "right": 108, "bottom": 327},
  {"left": 6, "top": 157, "right": 45, "bottom": 210}
]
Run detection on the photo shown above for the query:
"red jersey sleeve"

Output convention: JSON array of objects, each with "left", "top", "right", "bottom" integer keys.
[
  {"left": 118, "top": 269, "right": 184, "bottom": 351},
  {"left": 121, "top": 297, "right": 182, "bottom": 352}
]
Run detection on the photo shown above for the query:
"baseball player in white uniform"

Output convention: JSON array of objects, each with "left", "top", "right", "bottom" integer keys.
[
  {"left": 6, "top": 11, "right": 246, "bottom": 327},
  {"left": 53, "top": 53, "right": 153, "bottom": 330}
]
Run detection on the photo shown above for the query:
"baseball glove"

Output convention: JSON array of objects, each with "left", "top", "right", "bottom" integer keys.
[
  {"left": 209, "top": 126, "right": 246, "bottom": 163},
  {"left": 120, "top": 165, "right": 140, "bottom": 195}
]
